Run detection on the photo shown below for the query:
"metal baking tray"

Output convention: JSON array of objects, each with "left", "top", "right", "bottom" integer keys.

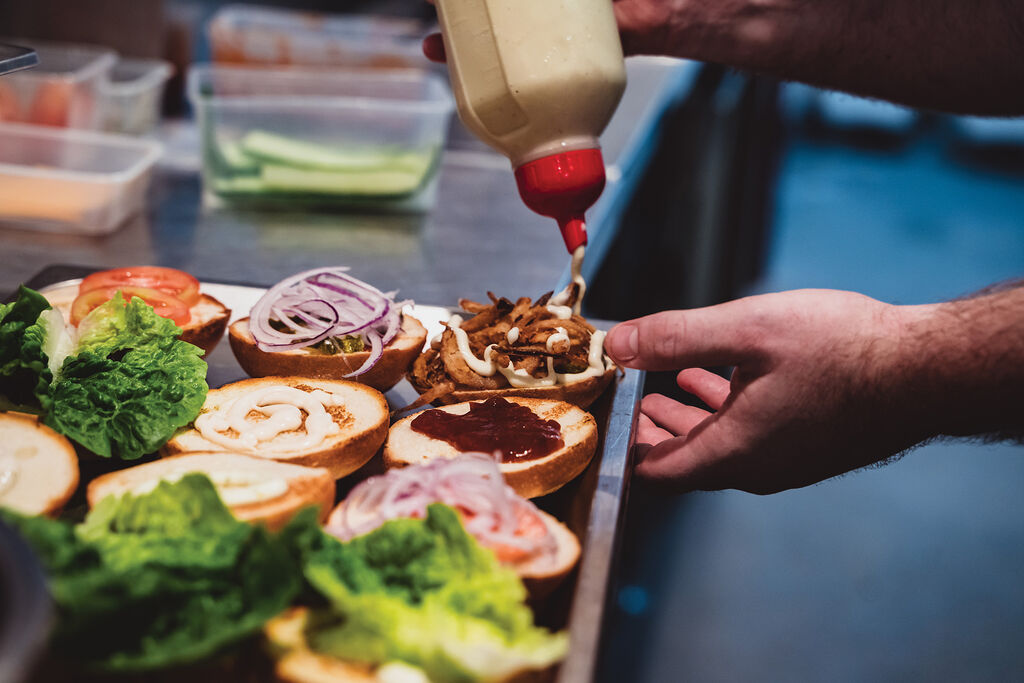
[{"left": 19, "top": 266, "right": 645, "bottom": 682}]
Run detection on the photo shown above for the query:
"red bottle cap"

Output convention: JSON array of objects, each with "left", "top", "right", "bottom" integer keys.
[{"left": 514, "top": 148, "right": 606, "bottom": 253}]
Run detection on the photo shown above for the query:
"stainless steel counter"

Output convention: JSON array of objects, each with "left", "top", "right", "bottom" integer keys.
[{"left": 0, "top": 58, "right": 697, "bottom": 305}]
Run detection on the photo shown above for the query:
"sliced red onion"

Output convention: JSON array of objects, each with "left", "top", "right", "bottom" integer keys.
[
  {"left": 325, "top": 454, "right": 558, "bottom": 565},
  {"left": 249, "top": 267, "right": 410, "bottom": 376}
]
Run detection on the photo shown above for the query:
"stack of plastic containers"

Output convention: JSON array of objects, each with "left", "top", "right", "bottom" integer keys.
[
  {"left": 192, "top": 4, "right": 454, "bottom": 211},
  {"left": 0, "top": 39, "right": 167, "bottom": 234}
]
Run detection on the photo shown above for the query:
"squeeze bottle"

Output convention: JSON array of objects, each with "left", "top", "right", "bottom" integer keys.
[{"left": 434, "top": 0, "right": 627, "bottom": 253}]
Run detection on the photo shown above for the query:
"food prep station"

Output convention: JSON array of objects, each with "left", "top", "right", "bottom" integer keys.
[
  {"left": 0, "top": 14, "right": 736, "bottom": 678},
  {"left": 0, "top": 2, "right": 795, "bottom": 677}
]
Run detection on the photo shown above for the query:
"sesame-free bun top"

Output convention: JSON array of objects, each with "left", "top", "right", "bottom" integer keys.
[
  {"left": 163, "top": 377, "right": 389, "bottom": 480},
  {"left": 384, "top": 397, "right": 598, "bottom": 499}
]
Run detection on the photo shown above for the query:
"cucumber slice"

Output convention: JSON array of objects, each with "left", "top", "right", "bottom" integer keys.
[
  {"left": 218, "top": 141, "right": 261, "bottom": 173},
  {"left": 240, "top": 130, "right": 432, "bottom": 174},
  {"left": 259, "top": 164, "right": 423, "bottom": 197},
  {"left": 211, "top": 175, "right": 268, "bottom": 195}
]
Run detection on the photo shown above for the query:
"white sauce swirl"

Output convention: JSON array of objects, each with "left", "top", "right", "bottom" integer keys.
[{"left": 195, "top": 386, "right": 342, "bottom": 453}]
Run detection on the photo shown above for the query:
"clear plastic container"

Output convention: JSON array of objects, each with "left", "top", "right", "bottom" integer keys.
[
  {"left": 98, "top": 58, "right": 173, "bottom": 135},
  {"left": 0, "top": 39, "right": 115, "bottom": 128},
  {"left": 208, "top": 4, "right": 429, "bottom": 70},
  {"left": 0, "top": 122, "right": 162, "bottom": 234},
  {"left": 187, "top": 64, "right": 454, "bottom": 211}
]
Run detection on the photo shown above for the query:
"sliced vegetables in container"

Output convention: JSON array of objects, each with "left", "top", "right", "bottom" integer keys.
[{"left": 187, "top": 65, "right": 453, "bottom": 211}]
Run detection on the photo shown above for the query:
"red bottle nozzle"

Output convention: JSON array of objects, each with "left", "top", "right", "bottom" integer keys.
[{"left": 514, "top": 148, "right": 606, "bottom": 253}]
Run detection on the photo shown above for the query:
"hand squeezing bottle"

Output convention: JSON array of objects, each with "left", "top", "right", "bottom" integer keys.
[{"left": 434, "top": 0, "right": 627, "bottom": 253}]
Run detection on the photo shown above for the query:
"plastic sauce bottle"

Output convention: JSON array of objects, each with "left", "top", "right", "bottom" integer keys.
[{"left": 434, "top": 0, "right": 627, "bottom": 253}]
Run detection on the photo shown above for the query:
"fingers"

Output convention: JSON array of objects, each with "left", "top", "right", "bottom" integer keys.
[
  {"left": 641, "top": 393, "right": 712, "bottom": 436},
  {"left": 422, "top": 34, "right": 446, "bottom": 62},
  {"left": 635, "top": 416, "right": 735, "bottom": 492},
  {"left": 676, "top": 368, "right": 730, "bottom": 410},
  {"left": 636, "top": 412, "right": 674, "bottom": 446},
  {"left": 605, "top": 299, "right": 762, "bottom": 371}
]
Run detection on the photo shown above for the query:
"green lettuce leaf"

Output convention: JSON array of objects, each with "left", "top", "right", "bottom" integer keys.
[
  {"left": 2, "top": 474, "right": 314, "bottom": 672},
  {"left": 76, "top": 291, "right": 184, "bottom": 357},
  {"left": 303, "top": 504, "right": 567, "bottom": 683},
  {"left": 0, "top": 285, "right": 52, "bottom": 411},
  {"left": 43, "top": 293, "right": 208, "bottom": 459}
]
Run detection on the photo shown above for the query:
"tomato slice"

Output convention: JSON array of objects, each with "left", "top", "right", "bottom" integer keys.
[
  {"left": 79, "top": 267, "right": 201, "bottom": 306},
  {"left": 70, "top": 287, "right": 192, "bottom": 327}
]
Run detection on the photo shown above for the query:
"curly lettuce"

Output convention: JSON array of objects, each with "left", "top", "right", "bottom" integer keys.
[
  {"left": 1, "top": 474, "right": 315, "bottom": 672},
  {"left": 0, "top": 285, "right": 52, "bottom": 411},
  {"left": 0, "top": 287, "right": 208, "bottom": 459},
  {"left": 301, "top": 504, "right": 568, "bottom": 683}
]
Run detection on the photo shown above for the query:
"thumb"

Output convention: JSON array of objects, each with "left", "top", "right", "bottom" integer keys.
[{"left": 605, "top": 299, "right": 760, "bottom": 370}]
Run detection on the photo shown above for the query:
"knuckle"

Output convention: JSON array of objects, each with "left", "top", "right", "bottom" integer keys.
[{"left": 644, "top": 312, "right": 687, "bottom": 362}]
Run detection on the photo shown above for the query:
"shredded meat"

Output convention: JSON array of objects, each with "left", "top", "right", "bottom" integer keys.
[{"left": 406, "top": 288, "right": 598, "bottom": 402}]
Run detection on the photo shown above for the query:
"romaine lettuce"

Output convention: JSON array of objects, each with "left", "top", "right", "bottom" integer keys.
[
  {"left": 302, "top": 504, "right": 568, "bottom": 683},
  {"left": 0, "top": 287, "right": 208, "bottom": 459},
  {"left": 0, "top": 285, "right": 52, "bottom": 411},
  {"left": 1, "top": 474, "right": 316, "bottom": 672}
]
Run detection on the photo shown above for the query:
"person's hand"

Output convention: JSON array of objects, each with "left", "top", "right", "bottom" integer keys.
[{"left": 604, "top": 289, "right": 937, "bottom": 494}]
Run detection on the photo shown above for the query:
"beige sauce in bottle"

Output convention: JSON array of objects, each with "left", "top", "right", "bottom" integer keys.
[{"left": 435, "top": 0, "right": 627, "bottom": 166}]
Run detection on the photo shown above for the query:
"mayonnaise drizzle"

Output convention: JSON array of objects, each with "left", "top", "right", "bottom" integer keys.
[
  {"left": 448, "top": 317, "right": 610, "bottom": 386},
  {"left": 450, "top": 315, "right": 500, "bottom": 376},
  {"left": 546, "top": 327, "right": 569, "bottom": 352},
  {"left": 446, "top": 288, "right": 611, "bottom": 387},
  {"left": 545, "top": 304, "right": 573, "bottom": 320},
  {"left": 195, "top": 386, "right": 342, "bottom": 453},
  {"left": 499, "top": 357, "right": 557, "bottom": 387},
  {"left": 550, "top": 244, "right": 587, "bottom": 315},
  {"left": 557, "top": 329, "right": 610, "bottom": 383}
]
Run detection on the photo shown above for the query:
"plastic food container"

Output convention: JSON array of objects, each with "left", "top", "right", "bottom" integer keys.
[
  {"left": 187, "top": 64, "right": 454, "bottom": 211},
  {"left": 0, "top": 39, "right": 115, "bottom": 128},
  {"left": 208, "top": 4, "right": 428, "bottom": 70},
  {"left": 98, "top": 58, "right": 173, "bottom": 135},
  {"left": 0, "top": 122, "right": 162, "bottom": 234}
]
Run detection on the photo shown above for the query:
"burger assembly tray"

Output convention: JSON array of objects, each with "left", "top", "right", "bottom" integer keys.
[{"left": 22, "top": 266, "right": 646, "bottom": 683}]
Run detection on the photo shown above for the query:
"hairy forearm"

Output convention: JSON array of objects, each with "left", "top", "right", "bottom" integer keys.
[
  {"left": 624, "top": 0, "right": 1024, "bottom": 115},
  {"left": 894, "top": 284, "right": 1024, "bottom": 441}
]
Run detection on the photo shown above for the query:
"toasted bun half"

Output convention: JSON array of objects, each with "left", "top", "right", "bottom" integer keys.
[
  {"left": 328, "top": 497, "right": 579, "bottom": 597},
  {"left": 519, "top": 509, "right": 581, "bottom": 597},
  {"left": 432, "top": 366, "right": 616, "bottom": 410},
  {"left": 229, "top": 315, "right": 426, "bottom": 392},
  {"left": 267, "top": 606, "right": 555, "bottom": 683},
  {"left": 163, "top": 377, "right": 389, "bottom": 480},
  {"left": 87, "top": 452, "right": 335, "bottom": 531},
  {"left": 266, "top": 608, "right": 379, "bottom": 683},
  {"left": 0, "top": 412, "right": 79, "bottom": 516},
  {"left": 384, "top": 398, "right": 598, "bottom": 499},
  {"left": 42, "top": 282, "right": 231, "bottom": 356}
]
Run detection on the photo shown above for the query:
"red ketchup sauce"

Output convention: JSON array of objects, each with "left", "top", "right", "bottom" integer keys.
[{"left": 410, "top": 397, "right": 564, "bottom": 462}]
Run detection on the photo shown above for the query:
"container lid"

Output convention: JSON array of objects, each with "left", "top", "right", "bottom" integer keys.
[
  {"left": 0, "top": 43, "right": 37, "bottom": 76},
  {"left": 0, "top": 121, "right": 163, "bottom": 182},
  {"left": 186, "top": 63, "right": 454, "bottom": 115},
  {"left": 0, "top": 38, "right": 115, "bottom": 83}
]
